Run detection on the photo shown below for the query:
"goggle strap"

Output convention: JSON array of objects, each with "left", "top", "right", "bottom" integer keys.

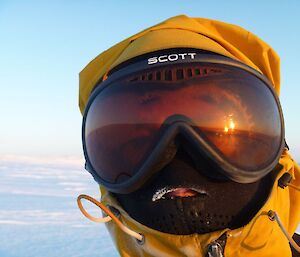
[{"left": 284, "top": 139, "right": 289, "bottom": 151}]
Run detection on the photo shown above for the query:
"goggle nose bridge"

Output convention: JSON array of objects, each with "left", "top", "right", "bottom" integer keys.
[
  {"left": 159, "top": 114, "right": 212, "bottom": 151},
  {"left": 154, "top": 119, "right": 216, "bottom": 164},
  {"left": 135, "top": 120, "right": 229, "bottom": 187},
  {"left": 160, "top": 114, "right": 212, "bottom": 147},
  {"left": 159, "top": 119, "right": 238, "bottom": 174}
]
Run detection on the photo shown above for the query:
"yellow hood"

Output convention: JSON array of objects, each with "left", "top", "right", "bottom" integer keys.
[
  {"left": 78, "top": 15, "right": 300, "bottom": 256},
  {"left": 79, "top": 15, "right": 280, "bottom": 114},
  {"left": 100, "top": 151, "right": 300, "bottom": 257}
]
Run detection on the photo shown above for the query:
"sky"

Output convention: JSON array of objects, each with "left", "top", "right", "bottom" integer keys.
[{"left": 0, "top": 0, "right": 300, "bottom": 161}]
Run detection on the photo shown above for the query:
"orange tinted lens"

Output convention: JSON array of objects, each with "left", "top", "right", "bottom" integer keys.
[{"left": 84, "top": 64, "right": 282, "bottom": 183}]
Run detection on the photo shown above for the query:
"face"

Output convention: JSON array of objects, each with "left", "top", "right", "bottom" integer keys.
[
  {"left": 84, "top": 60, "right": 282, "bottom": 234},
  {"left": 107, "top": 83, "right": 276, "bottom": 234}
]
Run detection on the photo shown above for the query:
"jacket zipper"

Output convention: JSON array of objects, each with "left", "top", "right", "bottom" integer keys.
[{"left": 206, "top": 233, "right": 227, "bottom": 257}]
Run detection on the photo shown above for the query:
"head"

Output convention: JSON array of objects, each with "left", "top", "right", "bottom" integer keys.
[{"left": 79, "top": 15, "right": 298, "bottom": 256}]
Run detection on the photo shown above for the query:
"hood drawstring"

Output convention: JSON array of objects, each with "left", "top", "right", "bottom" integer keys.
[
  {"left": 77, "top": 194, "right": 144, "bottom": 243},
  {"left": 287, "top": 183, "right": 300, "bottom": 192},
  {"left": 268, "top": 181, "right": 300, "bottom": 254},
  {"left": 268, "top": 210, "right": 300, "bottom": 253}
]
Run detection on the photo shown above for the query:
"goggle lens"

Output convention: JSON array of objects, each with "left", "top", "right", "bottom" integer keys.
[{"left": 84, "top": 63, "right": 282, "bottom": 184}]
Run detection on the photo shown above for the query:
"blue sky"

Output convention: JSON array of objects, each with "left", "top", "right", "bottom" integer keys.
[{"left": 0, "top": 0, "right": 299, "bottom": 160}]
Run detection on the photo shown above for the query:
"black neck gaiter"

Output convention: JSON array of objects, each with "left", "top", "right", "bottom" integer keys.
[{"left": 114, "top": 148, "right": 276, "bottom": 235}]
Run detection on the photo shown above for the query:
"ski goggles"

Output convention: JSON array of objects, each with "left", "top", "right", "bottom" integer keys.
[{"left": 82, "top": 51, "right": 285, "bottom": 193}]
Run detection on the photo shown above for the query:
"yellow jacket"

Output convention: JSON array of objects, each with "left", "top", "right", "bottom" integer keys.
[{"left": 78, "top": 15, "right": 300, "bottom": 256}]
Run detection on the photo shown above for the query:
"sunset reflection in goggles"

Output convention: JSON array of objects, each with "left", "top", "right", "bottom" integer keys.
[{"left": 82, "top": 56, "right": 284, "bottom": 193}]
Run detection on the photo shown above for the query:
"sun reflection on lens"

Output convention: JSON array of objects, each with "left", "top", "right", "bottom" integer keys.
[
  {"left": 224, "top": 115, "right": 235, "bottom": 133},
  {"left": 229, "top": 119, "right": 235, "bottom": 130}
]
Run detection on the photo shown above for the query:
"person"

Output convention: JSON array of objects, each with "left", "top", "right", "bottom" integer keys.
[{"left": 77, "top": 15, "right": 300, "bottom": 257}]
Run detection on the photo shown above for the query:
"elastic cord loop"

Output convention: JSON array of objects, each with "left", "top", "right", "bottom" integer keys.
[
  {"left": 77, "top": 194, "right": 112, "bottom": 223},
  {"left": 77, "top": 194, "right": 143, "bottom": 242},
  {"left": 268, "top": 210, "right": 300, "bottom": 253}
]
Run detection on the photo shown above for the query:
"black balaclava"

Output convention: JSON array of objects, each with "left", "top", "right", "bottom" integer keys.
[{"left": 114, "top": 138, "right": 278, "bottom": 235}]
